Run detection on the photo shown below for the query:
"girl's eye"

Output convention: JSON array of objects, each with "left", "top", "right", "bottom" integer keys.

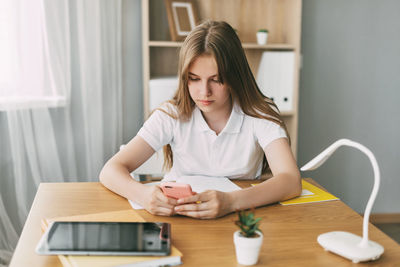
[
  {"left": 188, "top": 77, "right": 199, "bottom": 81},
  {"left": 211, "top": 78, "right": 222, "bottom": 84}
]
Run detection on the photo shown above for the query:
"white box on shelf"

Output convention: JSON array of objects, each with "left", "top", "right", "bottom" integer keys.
[{"left": 149, "top": 76, "right": 179, "bottom": 111}]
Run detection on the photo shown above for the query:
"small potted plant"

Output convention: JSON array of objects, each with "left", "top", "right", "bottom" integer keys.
[
  {"left": 233, "top": 209, "right": 263, "bottom": 265},
  {"left": 256, "top": 29, "right": 269, "bottom": 45}
]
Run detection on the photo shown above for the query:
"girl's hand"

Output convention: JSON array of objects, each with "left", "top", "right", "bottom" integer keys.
[
  {"left": 174, "top": 190, "right": 233, "bottom": 219},
  {"left": 140, "top": 185, "right": 178, "bottom": 216}
]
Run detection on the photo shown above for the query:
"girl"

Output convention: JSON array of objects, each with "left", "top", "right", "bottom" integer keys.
[{"left": 100, "top": 20, "right": 301, "bottom": 219}]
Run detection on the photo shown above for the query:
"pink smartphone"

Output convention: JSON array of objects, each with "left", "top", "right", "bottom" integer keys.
[{"left": 160, "top": 182, "right": 195, "bottom": 199}]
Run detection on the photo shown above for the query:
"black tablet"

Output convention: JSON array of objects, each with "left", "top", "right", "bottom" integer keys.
[{"left": 36, "top": 221, "right": 171, "bottom": 256}]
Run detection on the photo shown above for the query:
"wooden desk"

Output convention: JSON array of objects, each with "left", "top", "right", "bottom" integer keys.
[{"left": 10, "top": 179, "right": 400, "bottom": 266}]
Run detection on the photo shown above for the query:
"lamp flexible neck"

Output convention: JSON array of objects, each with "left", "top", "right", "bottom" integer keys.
[{"left": 344, "top": 140, "right": 380, "bottom": 248}]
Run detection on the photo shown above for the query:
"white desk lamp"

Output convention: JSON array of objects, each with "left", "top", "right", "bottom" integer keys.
[{"left": 301, "top": 139, "right": 384, "bottom": 263}]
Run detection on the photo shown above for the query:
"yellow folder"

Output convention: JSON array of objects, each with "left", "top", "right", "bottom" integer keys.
[{"left": 279, "top": 179, "right": 339, "bottom": 205}]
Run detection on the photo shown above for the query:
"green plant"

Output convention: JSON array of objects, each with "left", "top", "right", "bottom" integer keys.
[
  {"left": 235, "top": 209, "right": 262, "bottom": 238},
  {"left": 257, "top": 29, "right": 268, "bottom": 33}
]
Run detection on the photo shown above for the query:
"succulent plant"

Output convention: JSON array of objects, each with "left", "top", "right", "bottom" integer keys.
[
  {"left": 257, "top": 29, "right": 268, "bottom": 33},
  {"left": 235, "top": 209, "right": 262, "bottom": 238}
]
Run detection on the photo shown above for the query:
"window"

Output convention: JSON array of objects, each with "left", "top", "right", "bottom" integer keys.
[{"left": 0, "top": 0, "right": 69, "bottom": 110}]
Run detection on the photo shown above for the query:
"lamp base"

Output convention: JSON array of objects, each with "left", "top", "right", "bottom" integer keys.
[{"left": 317, "top": 231, "right": 384, "bottom": 263}]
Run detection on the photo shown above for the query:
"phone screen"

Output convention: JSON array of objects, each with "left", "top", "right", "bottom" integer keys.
[{"left": 37, "top": 221, "right": 170, "bottom": 255}]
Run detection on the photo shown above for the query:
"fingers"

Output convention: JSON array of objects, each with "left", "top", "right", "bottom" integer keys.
[
  {"left": 176, "top": 192, "right": 202, "bottom": 204},
  {"left": 147, "top": 196, "right": 176, "bottom": 216},
  {"left": 145, "top": 188, "right": 228, "bottom": 219},
  {"left": 154, "top": 185, "right": 178, "bottom": 205},
  {"left": 175, "top": 209, "right": 213, "bottom": 219},
  {"left": 175, "top": 204, "right": 219, "bottom": 219},
  {"left": 175, "top": 191, "right": 223, "bottom": 219},
  {"left": 144, "top": 186, "right": 178, "bottom": 216},
  {"left": 175, "top": 202, "right": 208, "bottom": 212},
  {"left": 147, "top": 205, "right": 176, "bottom": 216},
  {"left": 178, "top": 190, "right": 221, "bottom": 204},
  {"left": 157, "top": 192, "right": 178, "bottom": 206}
]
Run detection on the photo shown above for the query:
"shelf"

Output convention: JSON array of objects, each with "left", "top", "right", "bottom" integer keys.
[
  {"left": 144, "top": 0, "right": 302, "bottom": 155},
  {"left": 148, "top": 41, "right": 182, "bottom": 47},
  {"left": 148, "top": 41, "right": 295, "bottom": 50},
  {"left": 242, "top": 43, "right": 295, "bottom": 50},
  {"left": 281, "top": 111, "right": 295, "bottom": 116}
]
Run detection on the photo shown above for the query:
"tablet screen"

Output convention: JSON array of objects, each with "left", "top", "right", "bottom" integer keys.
[{"left": 36, "top": 221, "right": 171, "bottom": 256}]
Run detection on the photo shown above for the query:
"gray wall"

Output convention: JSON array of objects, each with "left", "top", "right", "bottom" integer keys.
[
  {"left": 122, "top": 0, "right": 143, "bottom": 143},
  {"left": 298, "top": 0, "right": 400, "bottom": 213}
]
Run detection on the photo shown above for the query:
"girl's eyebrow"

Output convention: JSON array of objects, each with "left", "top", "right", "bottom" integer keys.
[{"left": 188, "top": 72, "right": 218, "bottom": 78}]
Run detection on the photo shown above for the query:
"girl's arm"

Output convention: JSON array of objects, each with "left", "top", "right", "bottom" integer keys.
[
  {"left": 175, "top": 138, "right": 301, "bottom": 218},
  {"left": 99, "top": 135, "right": 177, "bottom": 215},
  {"left": 228, "top": 137, "right": 302, "bottom": 211}
]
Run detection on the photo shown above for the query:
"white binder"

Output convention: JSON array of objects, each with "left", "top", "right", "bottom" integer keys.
[
  {"left": 257, "top": 52, "right": 277, "bottom": 102},
  {"left": 256, "top": 51, "right": 295, "bottom": 112}
]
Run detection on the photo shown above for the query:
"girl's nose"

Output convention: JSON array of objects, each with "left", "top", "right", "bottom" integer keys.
[{"left": 199, "top": 81, "right": 212, "bottom": 97}]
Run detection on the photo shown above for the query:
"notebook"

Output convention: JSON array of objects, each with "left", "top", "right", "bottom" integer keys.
[{"left": 40, "top": 210, "right": 182, "bottom": 267}]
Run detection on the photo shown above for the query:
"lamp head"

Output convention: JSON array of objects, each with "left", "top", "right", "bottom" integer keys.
[{"left": 301, "top": 139, "right": 353, "bottom": 171}]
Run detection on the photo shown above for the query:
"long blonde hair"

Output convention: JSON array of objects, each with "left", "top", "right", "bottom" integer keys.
[{"left": 161, "top": 20, "right": 289, "bottom": 175}]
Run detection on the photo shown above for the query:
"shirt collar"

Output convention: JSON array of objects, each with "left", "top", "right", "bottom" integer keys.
[
  {"left": 193, "top": 102, "right": 244, "bottom": 134},
  {"left": 193, "top": 107, "right": 210, "bottom": 132}
]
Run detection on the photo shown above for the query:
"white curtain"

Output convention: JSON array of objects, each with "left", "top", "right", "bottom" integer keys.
[
  {"left": 0, "top": 0, "right": 70, "bottom": 110},
  {"left": 0, "top": 0, "right": 123, "bottom": 265}
]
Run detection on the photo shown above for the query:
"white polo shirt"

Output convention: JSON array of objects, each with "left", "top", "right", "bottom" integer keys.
[{"left": 137, "top": 103, "right": 287, "bottom": 180}]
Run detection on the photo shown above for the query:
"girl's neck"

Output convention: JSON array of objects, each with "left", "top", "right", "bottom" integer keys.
[{"left": 201, "top": 101, "right": 233, "bottom": 135}]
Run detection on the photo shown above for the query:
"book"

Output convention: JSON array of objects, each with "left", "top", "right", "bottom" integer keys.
[
  {"left": 40, "top": 210, "right": 182, "bottom": 267},
  {"left": 57, "top": 247, "right": 182, "bottom": 267},
  {"left": 279, "top": 179, "right": 339, "bottom": 205}
]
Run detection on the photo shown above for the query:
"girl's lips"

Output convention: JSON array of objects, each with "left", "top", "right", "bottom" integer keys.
[{"left": 198, "top": 100, "right": 213, "bottom": 106}]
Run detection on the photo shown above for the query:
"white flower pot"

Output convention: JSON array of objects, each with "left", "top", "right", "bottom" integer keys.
[
  {"left": 233, "top": 230, "right": 263, "bottom": 265},
  {"left": 256, "top": 32, "right": 268, "bottom": 45}
]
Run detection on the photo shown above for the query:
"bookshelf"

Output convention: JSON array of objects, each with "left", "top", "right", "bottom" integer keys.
[{"left": 141, "top": 0, "right": 302, "bottom": 156}]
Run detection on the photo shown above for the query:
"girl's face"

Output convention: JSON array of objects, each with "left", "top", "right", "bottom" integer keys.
[{"left": 187, "top": 54, "right": 231, "bottom": 115}]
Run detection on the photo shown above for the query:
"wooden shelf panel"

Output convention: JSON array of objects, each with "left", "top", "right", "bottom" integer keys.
[
  {"left": 242, "top": 43, "right": 295, "bottom": 50},
  {"left": 281, "top": 111, "right": 295, "bottom": 116},
  {"left": 148, "top": 41, "right": 295, "bottom": 50},
  {"left": 148, "top": 41, "right": 182, "bottom": 47}
]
